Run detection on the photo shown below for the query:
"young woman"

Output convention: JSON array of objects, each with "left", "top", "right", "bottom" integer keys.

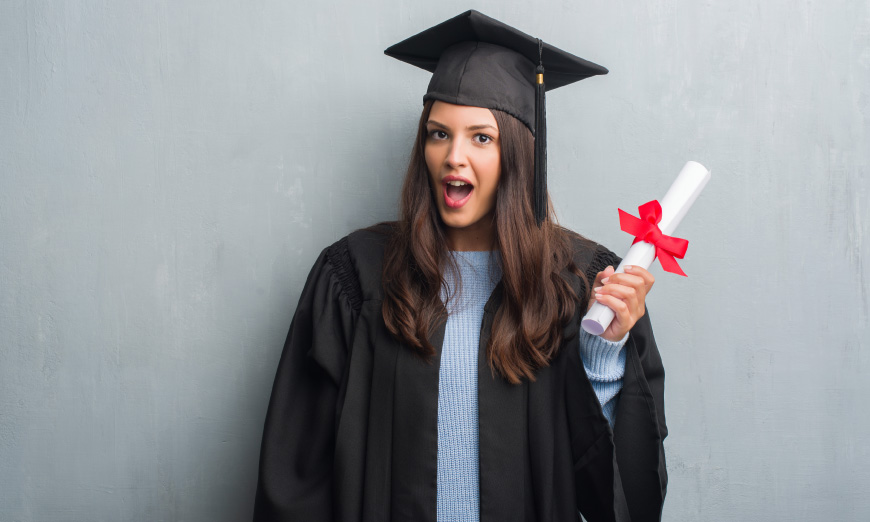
[{"left": 254, "top": 11, "right": 667, "bottom": 522}]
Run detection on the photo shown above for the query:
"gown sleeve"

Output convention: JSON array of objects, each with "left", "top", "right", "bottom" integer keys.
[
  {"left": 253, "top": 248, "right": 357, "bottom": 522},
  {"left": 584, "top": 244, "right": 668, "bottom": 521}
]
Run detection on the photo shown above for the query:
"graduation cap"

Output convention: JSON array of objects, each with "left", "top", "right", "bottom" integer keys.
[{"left": 385, "top": 10, "right": 608, "bottom": 225}]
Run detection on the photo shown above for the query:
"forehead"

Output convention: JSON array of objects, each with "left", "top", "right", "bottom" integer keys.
[{"left": 428, "top": 101, "right": 498, "bottom": 129}]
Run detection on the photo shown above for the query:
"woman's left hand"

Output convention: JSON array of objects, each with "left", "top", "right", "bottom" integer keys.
[{"left": 588, "top": 265, "right": 655, "bottom": 342}]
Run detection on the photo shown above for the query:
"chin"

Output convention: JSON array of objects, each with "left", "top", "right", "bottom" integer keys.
[
  {"left": 439, "top": 208, "right": 490, "bottom": 230},
  {"left": 437, "top": 209, "right": 470, "bottom": 229}
]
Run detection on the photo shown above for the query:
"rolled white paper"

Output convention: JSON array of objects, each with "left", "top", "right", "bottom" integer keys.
[{"left": 581, "top": 161, "right": 711, "bottom": 336}]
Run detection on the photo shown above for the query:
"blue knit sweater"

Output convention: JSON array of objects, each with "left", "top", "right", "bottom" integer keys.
[{"left": 436, "top": 251, "right": 627, "bottom": 522}]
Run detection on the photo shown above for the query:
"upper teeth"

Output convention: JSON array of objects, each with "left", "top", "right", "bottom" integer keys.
[{"left": 447, "top": 181, "right": 468, "bottom": 186}]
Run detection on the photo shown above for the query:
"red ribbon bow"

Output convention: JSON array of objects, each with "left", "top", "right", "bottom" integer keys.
[{"left": 618, "top": 200, "right": 690, "bottom": 276}]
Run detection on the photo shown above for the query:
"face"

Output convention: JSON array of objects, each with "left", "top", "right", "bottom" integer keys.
[{"left": 424, "top": 101, "right": 502, "bottom": 250}]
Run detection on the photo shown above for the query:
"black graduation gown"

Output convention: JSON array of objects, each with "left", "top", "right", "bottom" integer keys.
[{"left": 253, "top": 223, "right": 667, "bottom": 522}]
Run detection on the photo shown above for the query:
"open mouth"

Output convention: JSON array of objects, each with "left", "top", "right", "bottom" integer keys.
[{"left": 444, "top": 180, "right": 473, "bottom": 208}]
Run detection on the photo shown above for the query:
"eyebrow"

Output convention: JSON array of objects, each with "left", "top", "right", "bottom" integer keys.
[{"left": 426, "top": 120, "right": 498, "bottom": 132}]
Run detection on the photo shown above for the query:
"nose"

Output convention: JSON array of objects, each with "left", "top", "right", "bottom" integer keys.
[{"left": 445, "top": 137, "right": 467, "bottom": 169}]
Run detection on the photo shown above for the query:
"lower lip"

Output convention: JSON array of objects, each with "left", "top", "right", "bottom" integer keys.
[{"left": 443, "top": 184, "right": 474, "bottom": 209}]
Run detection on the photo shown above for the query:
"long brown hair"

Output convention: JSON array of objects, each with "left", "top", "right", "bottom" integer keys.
[{"left": 382, "top": 100, "right": 590, "bottom": 384}]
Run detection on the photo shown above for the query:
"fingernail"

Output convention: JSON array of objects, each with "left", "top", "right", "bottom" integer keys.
[
  {"left": 593, "top": 286, "right": 602, "bottom": 293},
  {"left": 624, "top": 265, "right": 633, "bottom": 271},
  {"left": 595, "top": 293, "right": 603, "bottom": 300},
  {"left": 601, "top": 277, "right": 609, "bottom": 284}
]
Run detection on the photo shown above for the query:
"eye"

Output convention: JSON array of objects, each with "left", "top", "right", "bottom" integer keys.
[
  {"left": 473, "top": 133, "right": 494, "bottom": 145},
  {"left": 428, "top": 129, "right": 448, "bottom": 140}
]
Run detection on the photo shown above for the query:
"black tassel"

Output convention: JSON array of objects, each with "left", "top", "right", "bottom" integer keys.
[{"left": 534, "top": 40, "right": 547, "bottom": 226}]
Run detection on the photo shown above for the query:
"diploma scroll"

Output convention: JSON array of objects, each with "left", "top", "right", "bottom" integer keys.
[{"left": 581, "top": 161, "right": 711, "bottom": 336}]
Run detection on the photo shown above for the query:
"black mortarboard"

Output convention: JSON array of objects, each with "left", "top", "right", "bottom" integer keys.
[{"left": 385, "top": 10, "right": 608, "bottom": 225}]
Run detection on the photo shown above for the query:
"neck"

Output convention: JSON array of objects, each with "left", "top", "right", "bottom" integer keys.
[{"left": 445, "top": 218, "right": 496, "bottom": 251}]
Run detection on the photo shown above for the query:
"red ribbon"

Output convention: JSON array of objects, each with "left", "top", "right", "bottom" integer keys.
[{"left": 618, "top": 200, "right": 690, "bottom": 276}]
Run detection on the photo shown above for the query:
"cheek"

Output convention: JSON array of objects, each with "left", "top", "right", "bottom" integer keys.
[
  {"left": 424, "top": 146, "right": 441, "bottom": 196},
  {"left": 481, "top": 154, "right": 502, "bottom": 195},
  {"left": 424, "top": 142, "right": 440, "bottom": 174},
  {"left": 423, "top": 152, "right": 435, "bottom": 185},
  {"left": 424, "top": 147, "right": 438, "bottom": 181}
]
